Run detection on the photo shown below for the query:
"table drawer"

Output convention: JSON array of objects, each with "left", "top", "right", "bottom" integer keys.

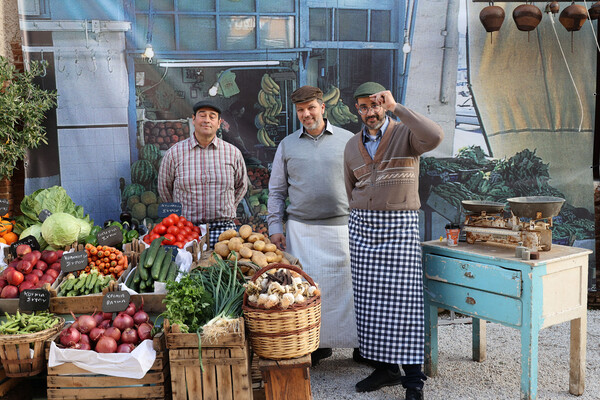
[
  {"left": 424, "top": 254, "right": 522, "bottom": 298},
  {"left": 426, "top": 280, "right": 522, "bottom": 326}
]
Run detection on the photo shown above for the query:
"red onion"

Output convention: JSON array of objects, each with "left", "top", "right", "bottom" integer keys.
[
  {"left": 79, "top": 334, "right": 90, "bottom": 345},
  {"left": 71, "top": 321, "right": 80, "bottom": 331},
  {"left": 104, "top": 326, "right": 121, "bottom": 342},
  {"left": 121, "top": 328, "right": 139, "bottom": 344},
  {"left": 133, "top": 308, "right": 149, "bottom": 326},
  {"left": 79, "top": 343, "right": 92, "bottom": 351},
  {"left": 98, "top": 319, "right": 111, "bottom": 329},
  {"left": 60, "top": 326, "right": 81, "bottom": 347},
  {"left": 71, "top": 312, "right": 97, "bottom": 334},
  {"left": 117, "top": 343, "right": 135, "bottom": 353},
  {"left": 137, "top": 322, "right": 153, "bottom": 341},
  {"left": 93, "top": 312, "right": 104, "bottom": 327},
  {"left": 113, "top": 313, "right": 134, "bottom": 331},
  {"left": 96, "top": 336, "right": 117, "bottom": 353},
  {"left": 124, "top": 301, "right": 136, "bottom": 317},
  {"left": 89, "top": 327, "right": 105, "bottom": 342},
  {"left": 102, "top": 312, "right": 113, "bottom": 321}
]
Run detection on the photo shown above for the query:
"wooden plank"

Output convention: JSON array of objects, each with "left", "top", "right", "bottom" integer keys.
[
  {"left": 3, "top": 344, "right": 19, "bottom": 376},
  {"left": 47, "top": 370, "right": 165, "bottom": 387},
  {"left": 170, "top": 359, "right": 187, "bottom": 400},
  {"left": 230, "top": 346, "right": 252, "bottom": 400},
  {"left": 215, "top": 348, "right": 233, "bottom": 400},
  {"left": 47, "top": 385, "right": 165, "bottom": 399},
  {"left": 262, "top": 366, "right": 312, "bottom": 400},
  {"left": 569, "top": 316, "right": 586, "bottom": 396},
  {"left": 166, "top": 331, "right": 245, "bottom": 349},
  {"left": 47, "top": 356, "right": 163, "bottom": 375},
  {"left": 202, "top": 349, "right": 218, "bottom": 399}
]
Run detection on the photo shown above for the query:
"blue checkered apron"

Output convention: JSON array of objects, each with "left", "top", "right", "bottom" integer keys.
[
  {"left": 207, "top": 220, "right": 236, "bottom": 249},
  {"left": 349, "top": 209, "right": 424, "bottom": 365}
]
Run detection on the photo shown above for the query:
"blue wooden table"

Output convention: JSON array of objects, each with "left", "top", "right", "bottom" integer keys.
[{"left": 422, "top": 240, "right": 591, "bottom": 400}]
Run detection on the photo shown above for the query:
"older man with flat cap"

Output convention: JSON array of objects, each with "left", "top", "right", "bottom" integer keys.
[
  {"left": 159, "top": 100, "right": 248, "bottom": 246},
  {"left": 267, "top": 85, "right": 359, "bottom": 366},
  {"left": 344, "top": 82, "right": 444, "bottom": 400}
]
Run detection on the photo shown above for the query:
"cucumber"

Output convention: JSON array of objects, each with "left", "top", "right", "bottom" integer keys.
[
  {"left": 125, "top": 268, "right": 136, "bottom": 287},
  {"left": 137, "top": 248, "right": 148, "bottom": 271},
  {"left": 158, "top": 249, "right": 174, "bottom": 282},
  {"left": 87, "top": 273, "right": 98, "bottom": 290},
  {"left": 166, "top": 261, "right": 179, "bottom": 282},
  {"left": 139, "top": 260, "right": 149, "bottom": 281},
  {"left": 151, "top": 247, "right": 168, "bottom": 280},
  {"left": 144, "top": 237, "right": 165, "bottom": 269},
  {"left": 139, "top": 280, "right": 147, "bottom": 292},
  {"left": 132, "top": 267, "right": 141, "bottom": 285}
]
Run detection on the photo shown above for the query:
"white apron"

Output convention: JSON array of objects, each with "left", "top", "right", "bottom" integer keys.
[{"left": 286, "top": 219, "right": 358, "bottom": 348}]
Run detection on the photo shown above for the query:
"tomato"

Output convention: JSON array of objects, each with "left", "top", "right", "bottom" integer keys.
[
  {"left": 192, "top": 226, "right": 201, "bottom": 234},
  {"left": 153, "top": 224, "right": 167, "bottom": 235},
  {"left": 181, "top": 226, "right": 192, "bottom": 235},
  {"left": 191, "top": 232, "right": 200, "bottom": 241},
  {"left": 162, "top": 216, "right": 176, "bottom": 227},
  {"left": 179, "top": 216, "right": 187, "bottom": 223},
  {"left": 184, "top": 220, "right": 193, "bottom": 228},
  {"left": 149, "top": 233, "right": 160, "bottom": 242},
  {"left": 176, "top": 234, "right": 186, "bottom": 243},
  {"left": 166, "top": 225, "right": 179, "bottom": 235},
  {"left": 185, "top": 234, "right": 196, "bottom": 243},
  {"left": 176, "top": 221, "right": 185, "bottom": 229},
  {"left": 168, "top": 213, "right": 180, "bottom": 223},
  {"left": 163, "top": 234, "right": 176, "bottom": 245},
  {"left": 173, "top": 241, "right": 184, "bottom": 249}
]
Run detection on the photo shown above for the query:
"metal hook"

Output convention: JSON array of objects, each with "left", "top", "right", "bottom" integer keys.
[
  {"left": 39, "top": 50, "right": 47, "bottom": 77},
  {"left": 88, "top": 50, "right": 97, "bottom": 72},
  {"left": 57, "top": 50, "right": 66, "bottom": 73},
  {"left": 107, "top": 50, "right": 113, "bottom": 73},
  {"left": 75, "top": 49, "right": 83, "bottom": 76}
]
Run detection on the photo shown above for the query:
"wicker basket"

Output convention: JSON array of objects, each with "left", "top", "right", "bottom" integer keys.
[
  {"left": 242, "top": 264, "right": 321, "bottom": 360},
  {"left": 0, "top": 317, "right": 65, "bottom": 377}
]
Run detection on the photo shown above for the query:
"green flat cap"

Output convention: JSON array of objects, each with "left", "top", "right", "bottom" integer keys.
[
  {"left": 354, "top": 82, "right": 386, "bottom": 99},
  {"left": 291, "top": 85, "right": 323, "bottom": 103}
]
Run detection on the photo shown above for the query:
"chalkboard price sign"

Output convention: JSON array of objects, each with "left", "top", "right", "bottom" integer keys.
[
  {"left": 158, "top": 202, "right": 183, "bottom": 218},
  {"left": 19, "top": 289, "right": 51, "bottom": 311},
  {"left": 97, "top": 226, "right": 123, "bottom": 247},
  {"left": 0, "top": 198, "right": 8, "bottom": 215},
  {"left": 61, "top": 251, "right": 88, "bottom": 273},
  {"left": 38, "top": 209, "right": 52, "bottom": 222},
  {"left": 10, "top": 235, "right": 41, "bottom": 258},
  {"left": 102, "top": 291, "right": 131, "bottom": 313},
  {"left": 162, "top": 245, "right": 179, "bottom": 261}
]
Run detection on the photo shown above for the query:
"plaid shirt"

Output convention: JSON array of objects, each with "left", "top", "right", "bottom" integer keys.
[{"left": 158, "top": 136, "right": 248, "bottom": 224}]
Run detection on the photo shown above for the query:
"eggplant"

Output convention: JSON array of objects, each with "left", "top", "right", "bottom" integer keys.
[
  {"left": 121, "top": 221, "right": 131, "bottom": 231},
  {"left": 103, "top": 219, "right": 114, "bottom": 228},
  {"left": 120, "top": 211, "right": 132, "bottom": 224}
]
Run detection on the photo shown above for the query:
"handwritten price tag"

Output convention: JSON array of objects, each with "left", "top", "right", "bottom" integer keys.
[
  {"left": 0, "top": 198, "right": 8, "bottom": 215},
  {"left": 102, "top": 290, "right": 131, "bottom": 313},
  {"left": 19, "top": 289, "right": 50, "bottom": 311},
  {"left": 61, "top": 251, "right": 88, "bottom": 273},
  {"left": 97, "top": 226, "right": 123, "bottom": 247},
  {"left": 158, "top": 202, "right": 183, "bottom": 218},
  {"left": 38, "top": 209, "right": 52, "bottom": 222}
]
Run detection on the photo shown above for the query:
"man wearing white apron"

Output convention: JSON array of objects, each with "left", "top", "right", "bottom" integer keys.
[{"left": 267, "top": 86, "right": 358, "bottom": 366}]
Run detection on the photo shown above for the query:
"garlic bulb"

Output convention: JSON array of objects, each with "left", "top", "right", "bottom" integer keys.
[
  {"left": 265, "top": 294, "right": 279, "bottom": 309},
  {"left": 257, "top": 293, "right": 269, "bottom": 306},
  {"left": 280, "top": 292, "right": 295, "bottom": 309}
]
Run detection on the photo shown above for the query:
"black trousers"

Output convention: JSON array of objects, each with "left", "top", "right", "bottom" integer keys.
[{"left": 373, "top": 361, "right": 427, "bottom": 390}]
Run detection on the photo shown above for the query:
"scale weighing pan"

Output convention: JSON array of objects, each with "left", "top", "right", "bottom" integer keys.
[
  {"left": 461, "top": 200, "right": 506, "bottom": 214},
  {"left": 507, "top": 196, "right": 565, "bottom": 219}
]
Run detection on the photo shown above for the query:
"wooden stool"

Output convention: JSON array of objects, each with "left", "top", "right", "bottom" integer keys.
[{"left": 259, "top": 355, "right": 312, "bottom": 400}]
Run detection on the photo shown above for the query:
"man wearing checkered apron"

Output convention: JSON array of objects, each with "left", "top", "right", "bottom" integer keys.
[{"left": 344, "top": 82, "right": 444, "bottom": 400}]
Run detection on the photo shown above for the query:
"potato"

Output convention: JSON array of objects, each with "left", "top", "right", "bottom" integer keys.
[
  {"left": 251, "top": 251, "right": 268, "bottom": 268},
  {"left": 264, "top": 251, "right": 278, "bottom": 263},
  {"left": 239, "top": 246, "right": 253, "bottom": 259},
  {"left": 218, "top": 229, "right": 238, "bottom": 241},
  {"left": 228, "top": 251, "right": 239, "bottom": 261},
  {"left": 247, "top": 234, "right": 260, "bottom": 243},
  {"left": 253, "top": 240, "right": 266, "bottom": 251},
  {"left": 214, "top": 242, "right": 230, "bottom": 258},
  {"left": 242, "top": 242, "right": 254, "bottom": 249},
  {"left": 239, "top": 224, "right": 253, "bottom": 239},
  {"left": 240, "top": 258, "right": 252, "bottom": 263},
  {"left": 228, "top": 237, "right": 243, "bottom": 252},
  {"left": 264, "top": 243, "right": 277, "bottom": 253},
  {"left": 275, "top": 249, "right": 283, "bottom": 256},
  {"left": 281, "top": 257, "right": 291, "bottom": 265},
  {"left": 263, "top": 237, "right": 271, "bottom": 244},
  {"left": 275, "top": 254, "right": 283, "bottom": 262}
]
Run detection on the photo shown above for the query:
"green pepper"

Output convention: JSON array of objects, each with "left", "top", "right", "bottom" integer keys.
[
  {"left": 85, "top": 234, "right": 98, "bottom": 246},
  {"left": 126, "top": 229, "right": 139, "bottom": 241},
  {"left": 90, "top": 225, "right": 102, "bottom": 236},
  {"left": 110, "top": 221, "right": 123, "bottom": 230}
]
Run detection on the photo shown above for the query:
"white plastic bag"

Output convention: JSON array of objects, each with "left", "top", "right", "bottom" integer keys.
[{"left": 48, "top": 339, "right": 156, "bottom": 379}]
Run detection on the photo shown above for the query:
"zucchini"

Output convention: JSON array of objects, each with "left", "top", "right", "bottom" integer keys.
[
  {"left": 158, "top": 249, "right": 174, "bottom": 282},
  {"left": 166, "top": 261, "right": 179, "bottom": 282},
  {"left": 151, "top": 247, "right": 168, "bottom": 280},
  {"left": 144, "top": 237, "right": 165, "bottom": 269},
  {"left": 125, "top": 268, "right": 136, "bottom": 287}
]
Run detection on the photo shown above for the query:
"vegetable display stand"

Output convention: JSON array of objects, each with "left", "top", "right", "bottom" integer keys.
[
  {"left": 259, "top": 355, "right": 312, "bottom": 400},
  {"left": 45, "top": 331, "right": 170, "bottom": 400},
  {"left": 164, "top": 318, "right": 253, "bottom": 400},
  {"left": 242, "top": 264, "right": 321, "bottom": 360},
  {"left": 0, "top": 317, "right": 64, "bottom": 377},
  {"left": 49, "top": 293, "right": 166, "bottom": 314}
]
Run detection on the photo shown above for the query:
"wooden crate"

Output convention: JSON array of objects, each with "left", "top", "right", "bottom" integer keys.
[
  {"left": 45, "top": 332, "right": 170, "bottom": 400},
  {"left": 259, "top": 356, "right": 312, "bottom": 400},
  {"left": 0, "top": 364, "right": 21, "bottom": 397},
  {"left": 166, "top": 318, "right": 253, "bottom": 400}
]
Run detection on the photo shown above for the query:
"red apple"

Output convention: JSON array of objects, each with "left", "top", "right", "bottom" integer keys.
[
  {"left": 22, "top": 252, "right": 40, "bottom": 266},
  {"left": 34, "top": 260, "right": 48, "bottom": 272},
  {"left": 0, "top": 285, "right": 19, "bottom": 298},
  {"left": 56, "top": 250, "right": 64, "bottom": 258},
  {"left": 0, "top": 278, "right": 7, "bottom": 290},
  {"left": 49, "top": 262, "right": 62, "bottom": 272},
  {"left": 41, "top": 250, "right": 58, "bottom": 264},
  {"left": 18, "top": 281, "right": 35, "bottom": 292},
  {"left": 16, "top": 260, "right": 33, "bottom": 274},
  {"left": 25, "top": 274, "right": 39, "bottom": 285},
  {"left": 31, "top": 269, "right": 44, "bottom": 279},
  {"left": 6, "top": 269, "right": 24, "bottom": 286},
  {"left": 16, "top": 244, "right": 32, "bottom": 258},
  {"left": 8, "top": 259, "right": 19, "bottom": 269},
  {"left": 1, "top": 266, "right": 15, "bottom": 279},
  {"left": 40, "top": 274, "right": 55, "bottom": 284},
  {"left": 45, "top": 269, "right": 59, "bottom": 279}
]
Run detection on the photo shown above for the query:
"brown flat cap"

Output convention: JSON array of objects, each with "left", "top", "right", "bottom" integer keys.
[{"left": 291, "top": 86, "right": 323, "bottom": 104}]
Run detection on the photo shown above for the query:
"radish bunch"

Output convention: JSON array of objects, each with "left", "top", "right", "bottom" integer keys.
[{"left": 58, "top": 301, "right": 153, "bottom": 353}]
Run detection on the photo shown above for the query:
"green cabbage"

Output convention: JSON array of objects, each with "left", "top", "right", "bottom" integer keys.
[
  {"left": 19, "top": 224, "right": 48, "bottom": 250},
  {"left": 76, "top": 218, "right": 92, "bottom": 243},
  {"left": 41, "top": 213, "right": 81, "bottom": 248}
]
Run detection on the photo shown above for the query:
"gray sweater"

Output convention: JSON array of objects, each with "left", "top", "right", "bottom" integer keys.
[{"left": 267, "top": 120, "right": 355, "bottom": 235}]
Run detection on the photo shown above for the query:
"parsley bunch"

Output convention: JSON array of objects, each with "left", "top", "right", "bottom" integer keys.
[{"left": 162, "top": 275, "right": 214, "bottom": 333}]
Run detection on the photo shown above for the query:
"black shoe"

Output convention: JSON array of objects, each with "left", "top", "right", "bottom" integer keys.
[
  {"left": 355, "top": 367, "right": 403, "bottom": 392},
  {"left": 353, "top": 348, "right": 376, "bottom": 366},
  {"left": 311, "top": 348, "right": 332, "bottom": 367},
  {"left": 406, "top": 387, "right": 424, "bottom": 400}
]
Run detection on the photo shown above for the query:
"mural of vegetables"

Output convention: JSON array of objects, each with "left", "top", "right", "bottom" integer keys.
[
  {"left": 256, "top": 74, "right": 281, "bottom": 147},
  {"left": 322, "top": 85, "right": 358, "bottom": 126}
]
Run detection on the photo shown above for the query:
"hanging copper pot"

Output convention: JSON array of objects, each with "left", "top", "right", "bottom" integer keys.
[
  {"left": 559, "top": 3, "right": 587, "bottom": 31},
  {"left": 548, "top": 1, "right": 560, "bottom": 15},
  {"left": 589, "top": 1, "right": 600, "bottom": 20},
  {"left": 480, "top": 5, "right": 505, "bottom": 32},
  {"left": 512, "top": 4, "right": 543, "bottom": 31}
]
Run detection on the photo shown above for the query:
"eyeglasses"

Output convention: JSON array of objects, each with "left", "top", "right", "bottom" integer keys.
[{"left": 357, "top": 104, "right": 382, "bottom": 115}]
